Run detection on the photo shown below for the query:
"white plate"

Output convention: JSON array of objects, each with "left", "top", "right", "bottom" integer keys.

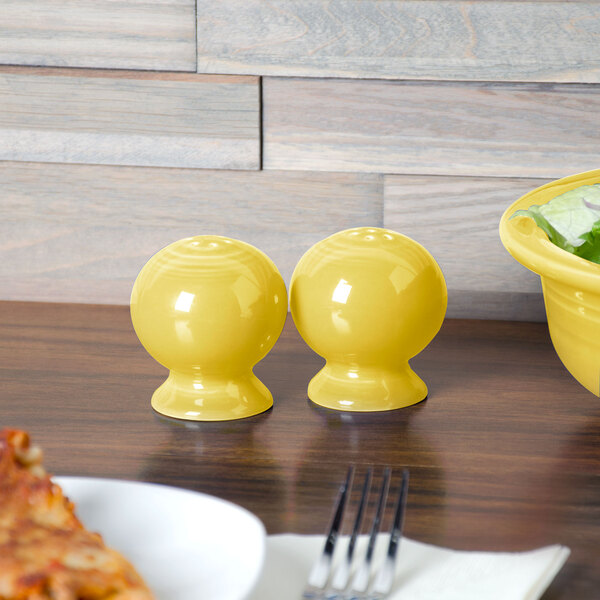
[{"left": 55, "top": 476, "right": 266, "bottom": 600}]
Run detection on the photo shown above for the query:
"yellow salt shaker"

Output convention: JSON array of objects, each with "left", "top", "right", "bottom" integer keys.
[
  {"left": 290, "top": 227, "right": 447, "bottom": 411},
  {"left": 130, "top": 236, "right": 287, "bottom": 421}
]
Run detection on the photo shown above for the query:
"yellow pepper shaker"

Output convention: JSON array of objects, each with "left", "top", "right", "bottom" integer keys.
[
  {"left": 290, "top": 227, "right": 447, "bottom": 411},
  {"left": 130, "top": 236, "right": 287, "bottom": 421}
]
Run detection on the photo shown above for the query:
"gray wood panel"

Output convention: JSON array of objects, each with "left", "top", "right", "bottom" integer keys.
[
  {"left": 0, "top": 0, "right": 196, "bottom": 72},
  {"left": 0, "top": 68, "right": 259, "bottom": 170},
  {"left": 263, "top": 77, "right": 600, "bottom": 178},
  {"left": 0, "top": 162, "right": 382, "bottom": 305},
  {"left": 197, "top": 0, "right": 600, "bottom": 83},
  {"left": 384, "top": 174, "right": 549, "bottom": 321}
]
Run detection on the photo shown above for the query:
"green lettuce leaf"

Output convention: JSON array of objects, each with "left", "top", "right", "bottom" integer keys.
[
  {"left": 573, "top": 220, "right": 600, "bottom": 264},
  {"left": 511, "top": 183, "right": 600, "bottom": 265}
]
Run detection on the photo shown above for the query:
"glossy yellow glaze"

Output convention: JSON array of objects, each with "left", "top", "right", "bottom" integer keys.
[
  {"left": 499, "top": 169, "right": 600, "bottom": 397},
  {"left": 130, "top": 236, "right": 287, "bottom": 420},
  {"left": 290, "top": 227, "right": 447, "bottom": 411}
]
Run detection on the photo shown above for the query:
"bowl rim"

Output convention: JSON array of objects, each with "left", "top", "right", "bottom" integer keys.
[{"left": 499, "top": 169, "right": 600, "bottom": 293}]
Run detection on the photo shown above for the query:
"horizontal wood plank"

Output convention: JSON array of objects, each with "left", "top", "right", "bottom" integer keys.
[
  {"left": 0, "top": 68, "right": 259, "bottom": 170},
  {"left": 197, "top": 0, "right": 600, "bottom": 82},
  {"left": 263, "top": 77, "right": 600, "bottom": 178},
  {"left": 0, "top": 162, "right": 382, "bottom": 304},
  {"left": 384, "top": 175, "right": 549, "bottom": 321},
  {"left": 0, "top": 0, "right": 196, "bottom": 72}
]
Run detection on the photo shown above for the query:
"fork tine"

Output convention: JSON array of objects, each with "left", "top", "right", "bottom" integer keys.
[
  {"left": 366, "top": 467, "right": 391, "bottom": 561},
  {"left": 303, "top": 467, "right": 410, "bottom": 600},
  {"left": 347, "top": 467, "right": 373, "bottom": 562},
  {"left": 372, "top": 469, "right": 409, "bottom": 595},
  {"left": 349, "top": 467, "right": 391, "bottom": 594},
  {"left": 330, "top": 467, "right": 373, "bottom": 591},
  {"left": 304, "top": 466, "right": 355, "bottom": 596}
]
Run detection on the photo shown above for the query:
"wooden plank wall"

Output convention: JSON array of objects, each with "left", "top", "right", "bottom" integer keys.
[
  {"left": 1, "top": 0, "right": 196, "bottom": 71},
  {"left": 2, "top": 0, "right": 599, "bottom": 320},
  {"left": 196, "top": 1, "right": 600, "bottom": 83},
  {"left": 263, "top": 78, "right": 599, "bottom": 177},
  {"left": 0, "top": 68, "right": 259, "bottom": 170},
  {"left": 0, "top": 162, "right": 381, "bottom": 304}
]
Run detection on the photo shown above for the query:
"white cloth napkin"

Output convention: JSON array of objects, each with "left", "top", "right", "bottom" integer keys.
[{"left": 248, "top": 534, "right": 569, "bottom": 600}]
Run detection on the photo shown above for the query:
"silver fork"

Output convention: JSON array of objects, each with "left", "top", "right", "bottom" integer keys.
[{"left": 302, "top": 466, "right": 410, "bottom": 600}]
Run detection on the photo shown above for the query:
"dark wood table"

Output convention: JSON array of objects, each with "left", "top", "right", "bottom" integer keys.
[{"left": 1, "top": 300, "right": 598, "bottom": 598}]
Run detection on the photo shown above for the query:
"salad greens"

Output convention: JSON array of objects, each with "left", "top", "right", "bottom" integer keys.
[{"left": 512, "top": 183, "right": 600, "bottom": 265}]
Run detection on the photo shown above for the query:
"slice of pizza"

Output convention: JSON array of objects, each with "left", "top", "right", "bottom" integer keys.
[{"left": 0, "top": 429, "right": 155, "bottom": 600}]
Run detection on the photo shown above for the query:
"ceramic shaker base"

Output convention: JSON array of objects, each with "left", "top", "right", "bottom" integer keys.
[
  {"left": 307, "top": 362, "right": 428, "bottom": 412},
  {"left": 151, "top": 371, "right": 273, "bottom": 421}
]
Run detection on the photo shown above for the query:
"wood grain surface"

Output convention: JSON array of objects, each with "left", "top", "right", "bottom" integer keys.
[
  {"left": 384, "top": 175, "right": 549, "bottom": 321},
  {"left": 0, "top": 301, "right": 598, "bottom": 599},
  {"left": 0, "top": 0, "right": 196, "bottom": 72},
  {"left": 0, "top": 161, "right": 382, "bottom": 304},
  {"left": 0, "top": 68, "right": 259, "bottom": 170},
  {"left": 263, "top": 77, "right": 600, "bottom": 177},
  {"left": 197, "top": 0, "right": 600, "bottom": 82}
]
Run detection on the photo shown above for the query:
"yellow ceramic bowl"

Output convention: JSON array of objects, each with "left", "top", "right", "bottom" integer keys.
[{"left": 499, "top": 169, "right": 600, "bottom": 397}]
